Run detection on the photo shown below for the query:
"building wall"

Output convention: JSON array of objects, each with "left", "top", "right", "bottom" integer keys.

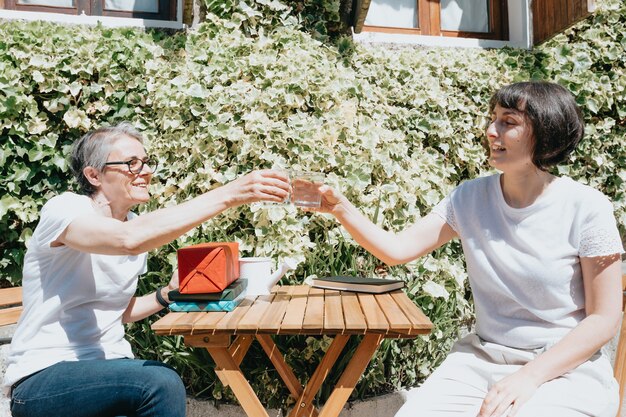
[{"left": 532, "top": 0, "right": 591, "bottom": 44}]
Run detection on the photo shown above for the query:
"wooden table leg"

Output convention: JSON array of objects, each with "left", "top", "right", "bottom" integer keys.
[
  {"left": 207, "top": 346, "right": 270, "bottom": 417},
  {"left": 185, "top": 335, "right": 233, "bottom": 387},
  {"left": 215, "top": 335, "right": 254, "bottom": 388},
  {"left": 256, "top": 334, "right": 305, "bottom": 399},
  {"left": 231, "top": 335, "right": 254, "bottom": 366},
  {"left": 257, "top": 334, "right": 320, "bottom": 417},
  {"left": 318, "top": 334, "right": 384, "bottom": 417},
  {"left": 288, "top": 335, "right": 350, "bottom": 417}
]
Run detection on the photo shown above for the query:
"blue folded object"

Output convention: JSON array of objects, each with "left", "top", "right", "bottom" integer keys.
[{"left": 169, "top": 296, "right": 243, "bottom": 312}]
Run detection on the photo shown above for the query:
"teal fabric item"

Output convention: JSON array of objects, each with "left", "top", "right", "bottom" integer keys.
[{"left": 168, "top": 296, "right": 242, "bottom": 312}]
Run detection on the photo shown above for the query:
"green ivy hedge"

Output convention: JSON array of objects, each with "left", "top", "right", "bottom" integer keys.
[{"left": 1, "top": 0, "right": 624, "bottom": 408}]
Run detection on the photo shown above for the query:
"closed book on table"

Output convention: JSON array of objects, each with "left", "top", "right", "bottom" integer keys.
[
  {"left": 168, "top": 296, "right": 243, "bottom": 312},
  {"left": 178, "top": 242, "right": 240, "bottom": 294},
  {"left": 311, "top": 276, "right": 405, "bottom": 294},
  {"left": 168, "top": 279, "right": 247, "bottom": 302}
]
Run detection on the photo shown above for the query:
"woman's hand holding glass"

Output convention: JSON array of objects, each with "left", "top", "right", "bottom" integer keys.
[
  {"left": 222, "top": 169, "right": 291, "bottom": 207},
  {"left": 302, "top": 185, "right": 346, "bottom": 215}
]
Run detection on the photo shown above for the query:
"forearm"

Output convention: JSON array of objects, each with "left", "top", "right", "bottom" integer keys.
[
  {"left": 332, "top": 198, "right": 408, "bottom": 265},
  {"left": 122, "top": 188, "right": 232, "bottom": 254},
  {"left": 63, "top": 187, "right": 233, "bottom": 255},
  {"left": 522, "top": 255, "right": 624, "bottom": 384},
  {"left": 520, "top": 311, "right": 620, "bottom": 385},
  {"left": 122, "top": 288, "right": 170, "bottom": 323},
  {"left": 332, "top": 197, "right": 455, "bottom": 265}
]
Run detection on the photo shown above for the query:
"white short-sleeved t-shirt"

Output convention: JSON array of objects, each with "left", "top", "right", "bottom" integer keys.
[
  {"left": 3, "top": 192, "right": 147, "bottom": 389},
  {"left": 433, "top": 174, "right": 624, "bottom": 349}
]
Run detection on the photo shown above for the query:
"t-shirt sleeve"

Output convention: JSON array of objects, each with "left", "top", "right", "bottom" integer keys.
[
  {"left": 432, "top": 191, "right": 459, "bottom": 234},
  {"left": 578, "top": 195, "right": 624, "bottom": 257},
  {"left": 35, "top": 193, "right": 94, "bottom": 250}
]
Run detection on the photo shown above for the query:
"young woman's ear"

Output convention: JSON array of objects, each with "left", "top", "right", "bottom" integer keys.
[{"left": 83, "top": 166, "right": 102, "bottom": 188}]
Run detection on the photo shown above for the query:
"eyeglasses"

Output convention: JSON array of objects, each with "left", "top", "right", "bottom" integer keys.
[{"left": 104, "top": 157, "right": 159, "bottom": 175}]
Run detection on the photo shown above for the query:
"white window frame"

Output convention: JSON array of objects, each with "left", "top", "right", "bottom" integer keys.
[
  {"left": 0, "top": 0, "right": 184, "bottom": 29},
  {"left": 355, "top": 0, "right": 531, "bottom": 49}
]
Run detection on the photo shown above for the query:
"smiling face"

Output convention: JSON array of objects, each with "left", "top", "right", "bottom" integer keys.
[
  {"left": 97, "top": 135, "right": 153, "bottom": 213},
  {"left": 486, "top": 104, "right": 536, "bottom": 173}
]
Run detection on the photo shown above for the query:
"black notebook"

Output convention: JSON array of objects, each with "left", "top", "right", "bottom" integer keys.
[
  {"left": 311, "top": 276, "right": 405, "bottom": 294},
  {"left": 169, "top": 279, "right": 247, "bottom": 301}
]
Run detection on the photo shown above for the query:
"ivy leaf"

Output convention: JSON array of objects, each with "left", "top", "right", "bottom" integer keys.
[
  {"left": 63, "top": 108, "right": 90, "bottom": 129},
  {"left": 586, "top": 97, "right": 600, "bottom": 114},
  {"left": 0, "top": 194, "right": 20, "bottom": 219},
  {"left": 422, "top": 280, "right": 450, "bottom": 300}
]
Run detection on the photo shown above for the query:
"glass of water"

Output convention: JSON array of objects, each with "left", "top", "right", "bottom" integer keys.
[{"left": 290, "top": 171, "right": 325, "bottom": 208}]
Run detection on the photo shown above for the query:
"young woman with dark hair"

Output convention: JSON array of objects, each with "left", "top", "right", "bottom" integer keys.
[{"left": 311, "top": 81, "right": 622, "bottom": 417}]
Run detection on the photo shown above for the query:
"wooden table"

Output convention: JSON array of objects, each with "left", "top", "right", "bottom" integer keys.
[{"left": 151, "top": 285, "right": 433, "bottom": 417}]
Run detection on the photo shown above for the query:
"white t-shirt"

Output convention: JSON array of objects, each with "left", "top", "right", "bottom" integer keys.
[
  {"left": 433, "top": 174, "right": 624, "bottom": 349},
  {"left": 3, "top": 192, "right": 147, "bottom": 390}
]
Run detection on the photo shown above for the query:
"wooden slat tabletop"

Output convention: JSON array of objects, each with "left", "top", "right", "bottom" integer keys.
[
  {"left": 376, "top": 293, "right": 412, "bottom": 331},
  {"left": 258, "top": 288, "right": 292, "bottom": 332},
  {"left": 193, "top": 311, "right": 228, "bottom": 333},
  {"left": 280, "top": 285, "right": 309, "bottom": 332},
  {"left": 175, "top": 312, "right": 207, "bottom": 331},
  {"left": 0, "top": 287, "right": 22, "bottom": 308},
  {"left": 323, "top": 290, "right": 344, "bottom": 332},
  {"left": 0, "top": 307, "right": 22, "bottom": 327},
  {"left": 152, "top": 312, "right": 187, "bottom": 334},
  {"left": 237, "top": 294, "right": 275, "bottom": 331},
  {"left": 151, "top": 285, "right": 433, "bottom": 338},
  {"left": 341, "top": 292, "right": 367, "bottom": 333},
  {"left": 302, "top": 287, "right": 324, "bottom": 333},
  {"left": 213, "top": 298, "right": 254, "bottom": 333},
  {"left": 357, "top": 293, "right": 389, "bottom": 332},
  {"left": 389, "top": 290, "right": 433, "bottom": 335}
]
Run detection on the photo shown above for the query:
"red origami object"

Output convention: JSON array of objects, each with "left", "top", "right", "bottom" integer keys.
[{"left": 178, "top": 242, "right": 240, "bottom": 294}]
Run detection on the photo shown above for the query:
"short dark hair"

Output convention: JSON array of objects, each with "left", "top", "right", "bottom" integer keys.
[
  {"left": 489, "top": 81, "right": 584, "bottom": 170},
  {"left": 70, "top": 123, "right": 144, "bottom": 196}
]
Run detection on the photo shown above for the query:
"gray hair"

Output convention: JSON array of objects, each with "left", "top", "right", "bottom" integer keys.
[{"left": 70, "top": 122, "right": 144, "bottom": 196}]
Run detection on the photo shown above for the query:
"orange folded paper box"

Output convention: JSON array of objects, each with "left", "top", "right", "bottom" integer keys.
[{"left": 178, "top": 242, "right": 240, "bottom": 294}]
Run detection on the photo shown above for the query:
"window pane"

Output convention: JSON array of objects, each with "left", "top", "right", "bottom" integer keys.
[
  {"left": 365, "top": 0, "right": 418, "bottom": 29},
  {"left": 17, "top": 0, "right": 74, "bottom": 7},
  {"left": 441, "top": 0, "right": 489, "bottom": 33},
  {"left": 105, "top": 0, "right": 159, "bottom": 13}
]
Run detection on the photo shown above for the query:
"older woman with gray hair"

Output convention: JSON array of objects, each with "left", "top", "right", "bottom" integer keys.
[{"left": 3, "top": 123, "right": 291, "bottom": 417}]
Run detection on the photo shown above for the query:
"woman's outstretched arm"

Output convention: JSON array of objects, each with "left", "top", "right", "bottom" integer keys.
[{"left": 312, "top": 185, "right": 457, "bottom": 265}]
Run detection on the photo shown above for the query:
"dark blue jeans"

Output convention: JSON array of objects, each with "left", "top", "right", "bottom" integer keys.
[{"left": 10, "top": 359, "right": 186, "bottom": 417}]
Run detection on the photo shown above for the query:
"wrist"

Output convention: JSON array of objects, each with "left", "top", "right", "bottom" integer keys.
[
  {"left": 208, "top": 185, "right": 237, "bottom": 210},
  {"left": 155, "top": 286, "right": 171, "bottom": 308},
  {"left": 333, "top": 196, "right": 353, "bottom": 218},
  {"left": 519, "top": 363, "right": 545, "bottom": 386}
]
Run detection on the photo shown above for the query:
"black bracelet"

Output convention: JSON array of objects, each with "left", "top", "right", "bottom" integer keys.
[{"left": 155, "top": 287, "right": 170, "bottom": 308}]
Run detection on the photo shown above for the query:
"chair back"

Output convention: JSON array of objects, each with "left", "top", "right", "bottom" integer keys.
[{"left": 613, "top": 274, "right": 626, "bottom": 417}]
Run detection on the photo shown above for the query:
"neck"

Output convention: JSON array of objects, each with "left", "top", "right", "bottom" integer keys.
[
  {"left": 90, "top": 192, "right": 129, "bottom": 221},
  {"left": 500, "top": 168, "right": 555, "bottom": 209}
]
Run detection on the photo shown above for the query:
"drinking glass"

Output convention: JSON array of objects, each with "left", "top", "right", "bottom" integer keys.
[{"left": 291, "top": 171, "right": 324, "bottom": 208}]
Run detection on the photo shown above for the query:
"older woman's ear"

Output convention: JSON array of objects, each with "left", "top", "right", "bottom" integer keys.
[{"left": 83, "top": 166, "right": 102, "bottom": 188}]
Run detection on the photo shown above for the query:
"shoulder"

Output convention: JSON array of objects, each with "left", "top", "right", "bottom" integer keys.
[
  {"left": 41, "top": 192, "right": 93, "bottom": 218},
  {"left": 554, "top": 178, "right": 618, "bottom": 228},
  {"left": 43, "top": 192, "right": 90, "bottom": 208},
  {"left": 451, "top": 174, "right": 498, "bottom": 200},
  {"left": 556, "top": 177, "right": 612, "bottom": 207}
]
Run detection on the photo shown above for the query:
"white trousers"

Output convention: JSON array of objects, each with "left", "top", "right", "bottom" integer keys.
[{"left": 395, "top": 334, "right": 619, "bottom": 417}]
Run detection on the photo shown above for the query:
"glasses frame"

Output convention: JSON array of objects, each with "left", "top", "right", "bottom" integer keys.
[{"left": 104, "top": 157, "right": 158, "bottom": 175}]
